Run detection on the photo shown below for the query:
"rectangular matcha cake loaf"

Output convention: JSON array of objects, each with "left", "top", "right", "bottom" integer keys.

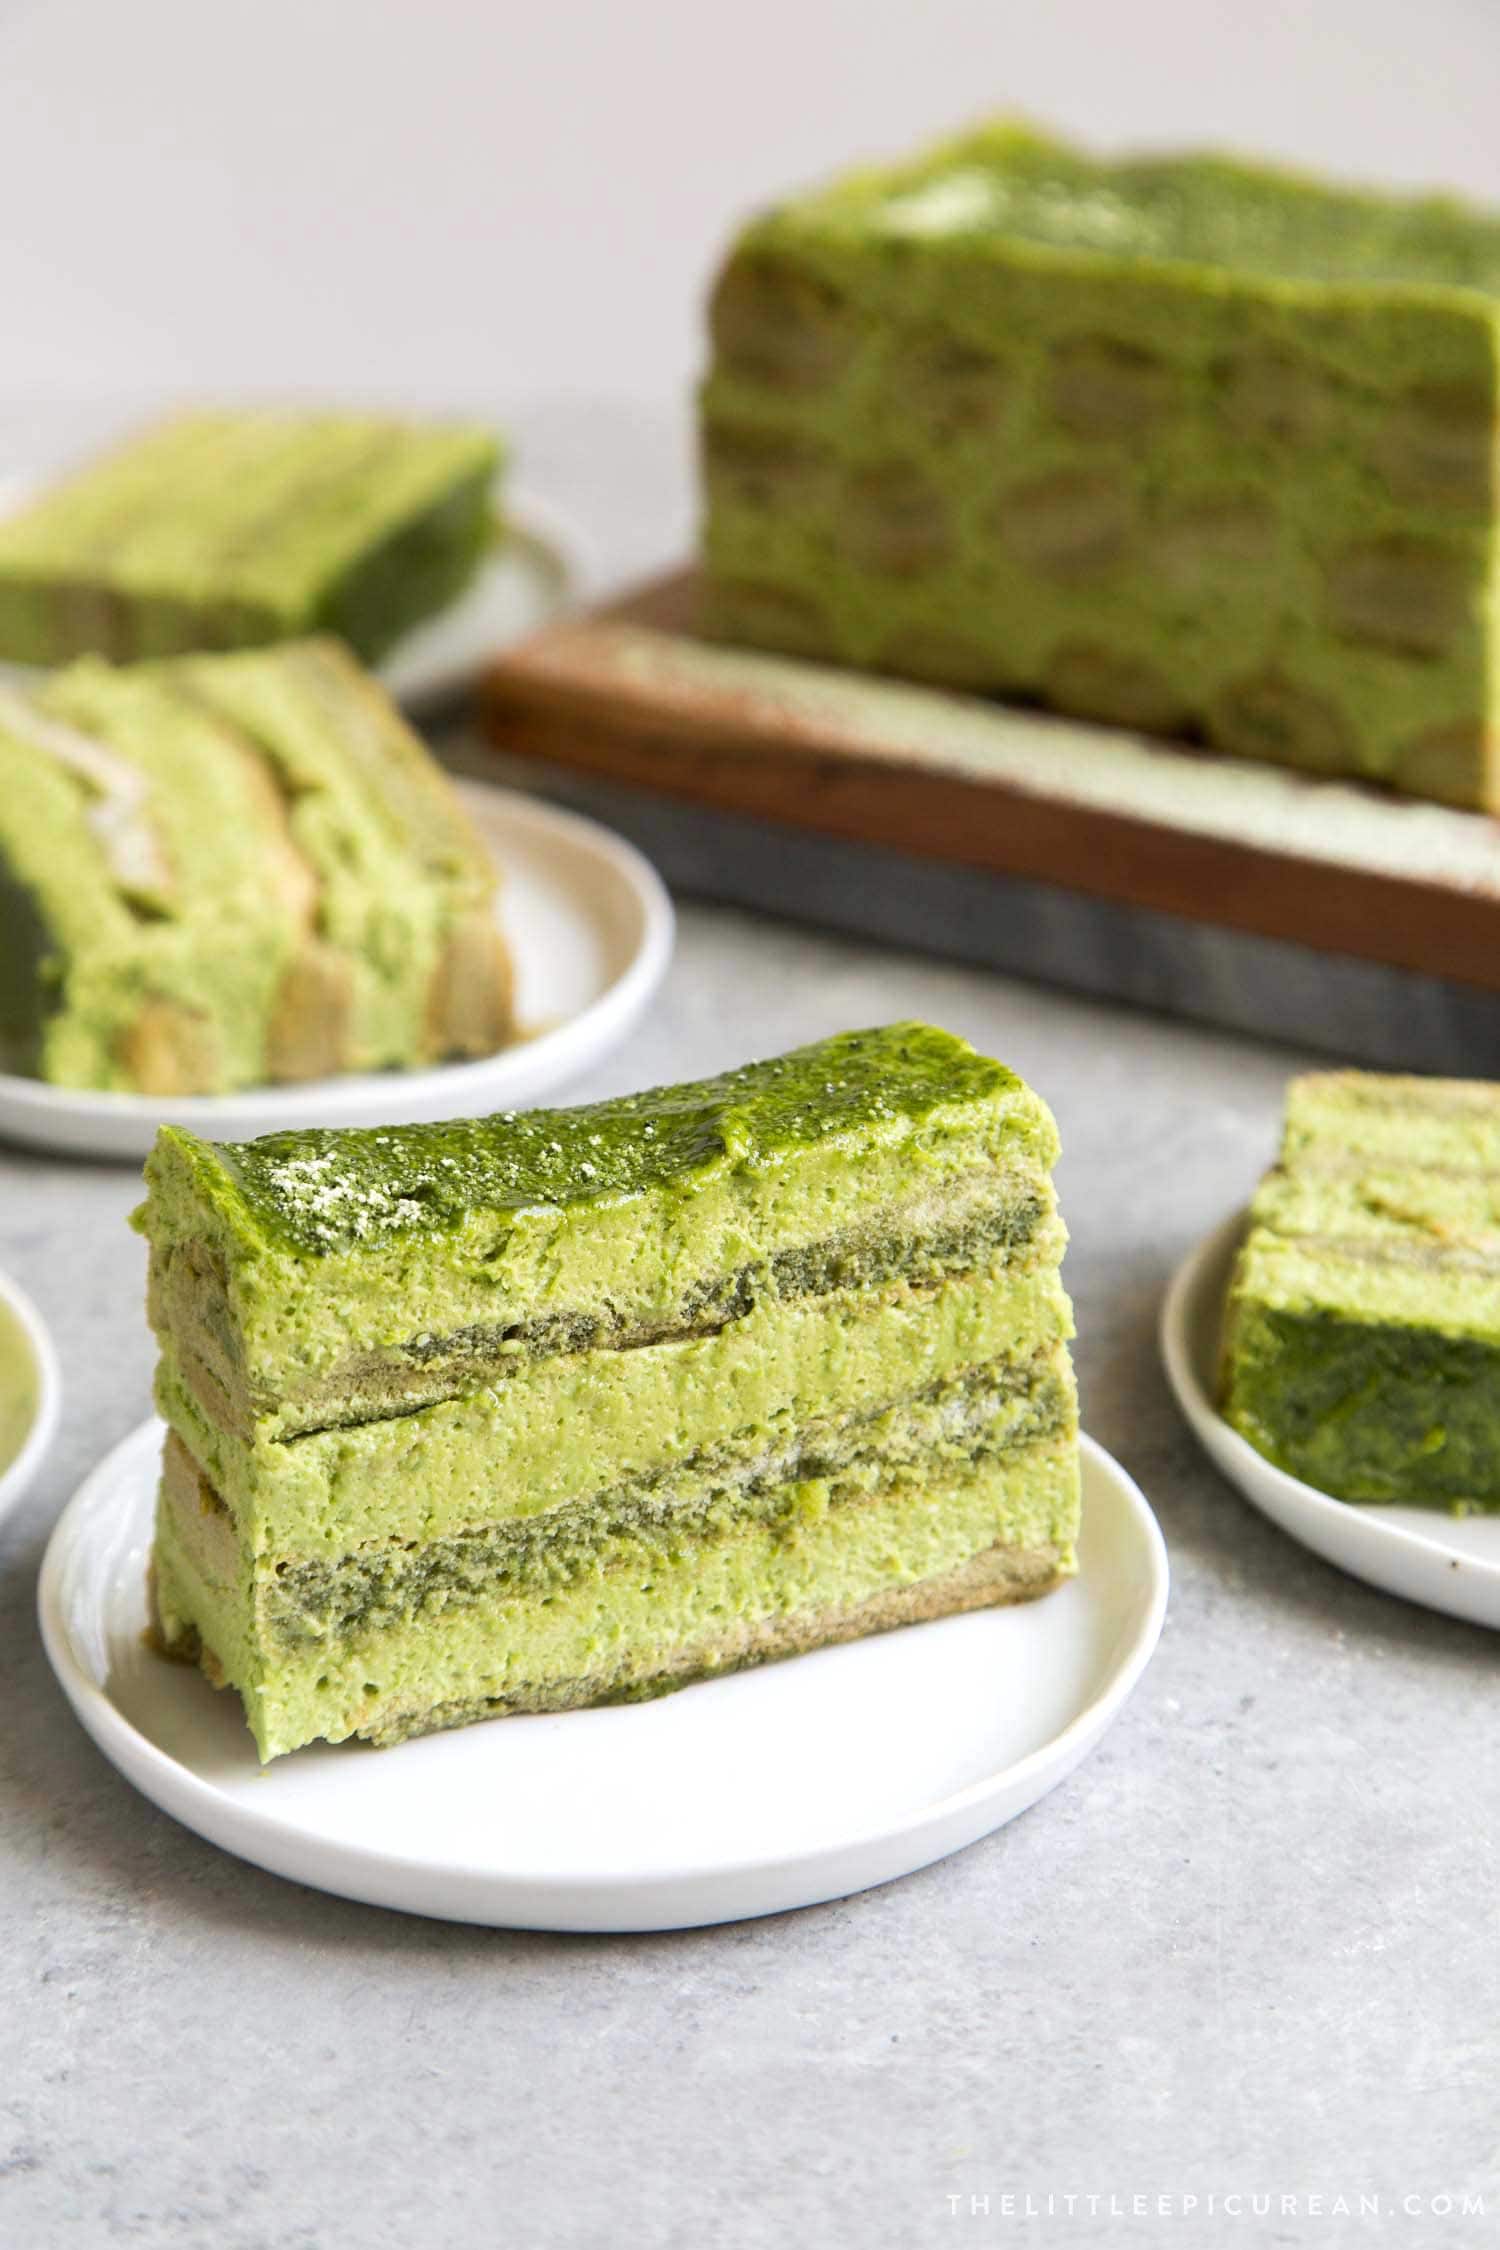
[
  {"left": 0, "top": 408, "right": 501, "bottom": 665},
  {"left": 1222, "top": 1071, "right": 1500, "bottom": 1510},
  {"left": 0, "top": 638, "right": 513, "bottom": 1093},
  {"left": 136, "top": 1022, "right": 1082, "bottom": 1760},
  {"left": 702, "top": 121, "right": 1500, "bottom": 808}
]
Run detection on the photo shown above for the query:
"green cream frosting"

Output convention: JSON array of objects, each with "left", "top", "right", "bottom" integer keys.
[
  {"left": 155, "top": 1432, "right": 1079, "bottom": 1760},
  {"left": 758, "top": 126, "right": 1500, "bottom": 293},
  {"left": 160, "top": 1263, "right": 1072, "bottom": 1554},
  {"left": 262, "top": 1354, "right": 1073, "bottom": 1647},
  {"left": 137, "top": 1023, "right": 1064, "bottom": 1428},
  {"left": 181, "top": 1021, "right": 1030, "bottom": 1255}
]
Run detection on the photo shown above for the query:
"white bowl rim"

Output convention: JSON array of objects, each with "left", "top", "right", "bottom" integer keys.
[{"left": 0, "top": 1264, "right": 61, "bottom": 1520}]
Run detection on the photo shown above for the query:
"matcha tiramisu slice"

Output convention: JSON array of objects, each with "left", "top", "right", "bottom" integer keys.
[
  {"left": 703, "top": 122, "right": 1500, "bottom": 806},
  {"left": 137, "top": 1023, "right": 1082, "bottom": 1760},
  {"left": 0, "top": 638, "right": 513, "bottom": 1093},
  {"left": 1223, "top": 1071, "right": 1500, "bottom": 1510},
  {"left": 0, "top": 408, "right": 502, "bottom": 664}
]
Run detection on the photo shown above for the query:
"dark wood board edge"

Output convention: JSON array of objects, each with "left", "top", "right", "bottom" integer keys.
[{"left": 482, "top": 573, "right": 1500, "bottom": 996}]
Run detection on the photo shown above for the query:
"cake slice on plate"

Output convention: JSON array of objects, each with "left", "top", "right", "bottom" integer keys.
[
  {"left": 1223, "top": 1070, "right": 1500, "bottom": 1510},
  {"left": 0, "top": 637, "right": 513, "bottom": 1093},
  {"left": 136, "top": 1022, "right": 1082, "bottom": 1760},
  {"left": 0, "top": 407, "right": 502, "bottom": 665}
]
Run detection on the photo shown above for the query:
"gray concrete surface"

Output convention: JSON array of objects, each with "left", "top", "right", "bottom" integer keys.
[{"left": 2, "top": 404, "right": 1496, "bottom": 2249}]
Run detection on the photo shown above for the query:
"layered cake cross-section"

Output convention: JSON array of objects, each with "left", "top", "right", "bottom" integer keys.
[
  {"left": 0, "top": 407, "right": 502, "bottom": 665},
  {"left": 0, "top": 637, "right": 514, "bottom": 1093},
  {"left": 702, "top": 120, "right": 1500, "bottom": 807},
  {"left": 136, "top": 1023, "right": 1083, "bottom": 1760},
  {"left": 1222, "top": 1070, "right": 1500, "bottom": 1511}
]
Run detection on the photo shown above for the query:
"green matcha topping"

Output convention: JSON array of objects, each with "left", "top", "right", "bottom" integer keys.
[
  {"left": 206, "top": 1023, "right": 1020, "bottom": 1255},
  {"left": 804, "top": 124, "right": 1500, "bottom": 294},
  {"left": 142, "top": 1021, "right": 1062, "bottom": 1456}
]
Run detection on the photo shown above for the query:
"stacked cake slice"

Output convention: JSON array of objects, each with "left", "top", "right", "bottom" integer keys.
[
  {"left": 136, "top": 1023, "right": 1082, "bottom": 1760},
  {"left": 0, "top": 637, "right": 514, "bottom": 1093},
  {"left": 0, "top": 408, "right": 502, "bottom": 665},
  {"left": 1222, "top": 1071, "right": 1500, "bottom": 1511}
]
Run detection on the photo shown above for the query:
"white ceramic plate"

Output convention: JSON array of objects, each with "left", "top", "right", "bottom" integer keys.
[
  {"left": 1162, "top": 1209, "right": 1500, "bottom": 1630},
  {"left": 0, "top": 779, "right": 674, "bottom": 1161},
  {"left": 379, "top": 490, "right": 582, "bottom": 712},
  {"left": 0, "top": 1266, "right": 61, "bottom": 1522},
  {"left": 0, "top": 471, "right": 581, "bottom": 714},
  {"left": 39, "top": 1423, "right": 1167, "bottom": 1932}
]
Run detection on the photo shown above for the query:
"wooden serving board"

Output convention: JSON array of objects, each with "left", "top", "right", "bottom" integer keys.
[{"left": 479, "top": 568, "right": 1500, "bottom": 1067}]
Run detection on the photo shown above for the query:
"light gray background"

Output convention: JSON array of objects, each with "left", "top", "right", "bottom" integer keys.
[
  {"left": 1, "top": 7, "right": 1498, "bottom": 2246},
  {"left": 0, "top": 0, "right": 1499, "bottom": 411}
]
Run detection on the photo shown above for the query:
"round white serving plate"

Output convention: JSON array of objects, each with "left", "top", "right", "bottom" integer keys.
[
  {"left": 0, "top": 470, "right": 582, "bottom": 715},
  {"left": 1162, "top": 1208, "right": 1500, "bottom": 1630},
  {"left": 0, "top": 1265, "right": 61, "bottom": 1522},
  {"left": 380, "top": 489, "right": 583, "bottom": 711},
  {"left": 0, "top": 778, "right": 674, "bottom": 1161},
  {"left": 39, "top": 1422, "right": 1167, "bottom": 1932}
]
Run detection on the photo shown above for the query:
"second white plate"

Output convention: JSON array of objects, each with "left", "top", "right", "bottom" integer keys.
[
  {"left": 379, "top": 490, "right": 584, "bottom": 711},
  {"left": 40, "top": 1422, "right": 1167, "bottom": 1932},
  {"left": 0, "top": 779, "right": 674, "bottom": 1160},
  {"left": 1162, "top": 1209, "right": 1500, "bottom": 1630}
]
